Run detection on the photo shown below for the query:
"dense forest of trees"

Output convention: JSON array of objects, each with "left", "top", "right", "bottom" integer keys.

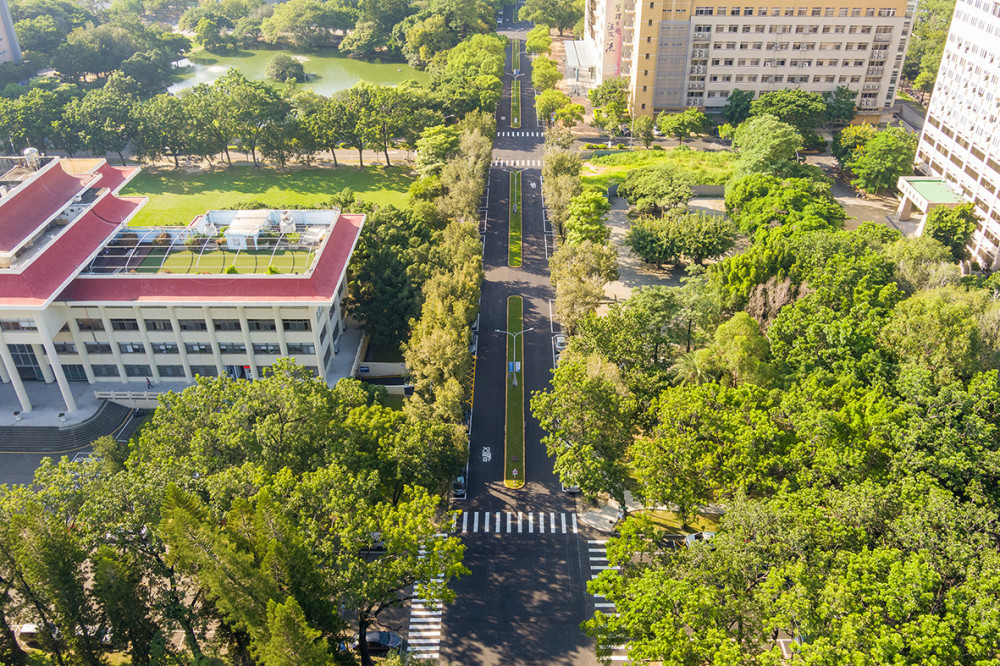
[{"left": 533, "top": 100, "right": 1000, "bottom": 664}]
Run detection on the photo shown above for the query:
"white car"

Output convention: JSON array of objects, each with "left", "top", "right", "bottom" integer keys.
[{"left": 554, "top": 335, "right": 568, "bottom": 352}]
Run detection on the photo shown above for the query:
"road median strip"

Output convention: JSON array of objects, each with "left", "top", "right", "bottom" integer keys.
[
  {"left": 504, "top": 296, "right": 525, "bottom": 489},
  {"left": 511, "top": 79, "right": 521, "bottom": 129},
  {"left": 509, "top": 170, "right": 522, "bottom": 267}
]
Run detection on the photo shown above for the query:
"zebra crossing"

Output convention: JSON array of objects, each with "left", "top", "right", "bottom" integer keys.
[
  {"left": 452, "top": 510, "right": 578, "bottom": 535},
  {"left": 497, "top": 130, "right": 544, "bottom": 137},
  {"left": 588, "top": 539, "right": 628, "bottom": 663},
  {"left": 407, "top": 546, "right": 445, "bottom": 661},
  {"left": 492, "top": 158, "right": 542, "bottom": 167}
]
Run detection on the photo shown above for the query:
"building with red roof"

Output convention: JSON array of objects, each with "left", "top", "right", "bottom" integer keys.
[{"left": 0, "top": 155, "right": 365, "bottom": 414}]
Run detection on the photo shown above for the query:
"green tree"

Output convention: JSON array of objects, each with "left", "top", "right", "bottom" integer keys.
[
  {"left": 847, "top": 126, "right": 918, "bottom": 194},
  {"left": 531, "top": 55, "right": 561, "bottom": 91},
  {"left": 656, "top": 107, "right": 708, "bottom": 144},
  {"left": 259, "top": 597, "right": 333, "bottom": 666},
  {"left": 920, "top": 203, "right": 979, "bottom": 261},
  {"left": 565, "top": 190, "right": 611, "bottom": 244},
  {"left": 415, "top": 124, "right": 460, "bottom": 175},
  {"left": 518, "top": 0, "right": 582, "bottom": 34},
  {"left": 632, "top": 115, "right": 655, "bottom": 148},
  {"left": 831, "top": 123, "right": 879, "bottom": 163},
  {"left": 536, "top": 88, "right": 571, "bottom": 126},
  {"left": 265, "top": 53, "right": 305, "bottom": 82},
  {"left": 261, "top": 0, "right": 356, "bottom": 48},
  {"left": 549, "top": 240, "right": 619, "bottom": 334},
  {"left": 616, "top": 164, "right": 693, "bottom": 215},
  {"left": 216, "top": 69, "right": 291, "bottom": 167},
  {"left": 525, "top": 24, "right": 552, "bottom": 55},
  {"left": 822, "top": 85, "right": 857, "bottom": 125},
  {"left": 731, "top": 114, "right": 802, "bottom": 176},
  {"left": 588, "top": 77, "right": 630, "bottom": 140},
  {"left": 64, "top": 72, "right": 138, "bottom": 164},
  {"left": 720, "top": 88, "right": 754, "bottom": 125},
  {"left": 750, "top": 88, "right": 826, "bottom": 133},
  {"left": 724, "top": 173, "right": 845, "bottom": 234}
]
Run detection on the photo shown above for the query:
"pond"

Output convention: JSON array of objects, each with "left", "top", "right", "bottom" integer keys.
[{"left": 169, "top": 48, "right": 429, "bottom": 97}]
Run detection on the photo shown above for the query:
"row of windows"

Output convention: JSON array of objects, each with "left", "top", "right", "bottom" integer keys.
[
  {"left": 694, "top": 6, "right": 897, "bottom": 17},
  {"left": 85, "top": 363, "right": 318, "bottom": 379},
  {"left": 709, "top": 41, "right": 873, "bottom": 50},
  {"left": 700, "top": 24, "right": 896, "bottom": 34},
  {"left": 706, "top": 57, "right": 869, "bottom": 66},
  {"left": 76, "top": 318, "right": 312, "bottom": 333},
  {"left": 697, "top": 73, "right": 864, "bottom": 84}
]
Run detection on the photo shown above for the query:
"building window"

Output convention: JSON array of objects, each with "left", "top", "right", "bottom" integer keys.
[
  {"left": 185, "top": 343, "right": 213, "bottom": 353},
  {"left": 214, "top": 319, "right": 241, "bottom": 332},
  {"left": 53, "top": 342, "right": 76, "bottom": 354},
  {"left": 218, "top": 343, "right": 246, "bottom": 354},
  {"left": 286, "top": 343, "right": 316, "bottom": 355},
  {"left": 157, "top": 365, "right": 186, "bottom": 377},
  {"left": 111, "top": 319, "right": 140, "bottom": 331},
  {"left": 145, "top": 319, "right": 172, "bottom": 332},
  {"left": 85, "top": 343, "right": 112, "bottom": 354},
  {"left": 119, "top": 342, "right": 145, "bottom": 354},
  {"left": 92, "top": 364, "right": 119, "bottom": 378},
  {"left": 0, "top": 319, "right": 36, "bottom": 331},
  {"left": 77, "top": 319, "right": 104, "bottom": 332},
  {"left": 64, "top": 365, "right": 88, "bottom": 381},
  {"left": 124, "top": 364, "right": 151, "bottom": 377},
  {"left": 191, "top": 365, "right": 218, "bottom": 377},
  {"left": 253, "top": 343, "right": 282, "bottom": 354},
  {"left": 151, "top": 342, "right": 178, "bottom": 354},
  {"left": 248, "top": 319, "right": 277, "bottom": 332},
  {"left": 323, "top": 346, "right": 333, "bottom": 367},
  {"left": 283, "top": 319, "right": 310, "bottom": 332},
  {"left": 179, "top": 320, "right": 208, "bottom": 331}
]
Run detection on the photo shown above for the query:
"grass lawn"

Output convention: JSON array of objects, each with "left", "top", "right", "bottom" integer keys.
[
  {"left": 580, "top": 147, "right": 736, "bottom": 192},
  {"left": 137, "top": 247, "right": 314, "bottom": 274},
  {"left": 505, "top": 296, "right": 524, "bottom": 489},
  {"left": 123, "top": 165, "right": 416, "bottom": 227},
  {"left": 509, "top": 170, "right": 522, "bottom": 267},
  {"left": 511, "top": 79, "right": 521, "bottom": 129},
  {"left": 382, "top": 394, "right": 406, "bottom": 411},
  {"left": 640, "top": 509, "right": 721, "bottom": 533}
]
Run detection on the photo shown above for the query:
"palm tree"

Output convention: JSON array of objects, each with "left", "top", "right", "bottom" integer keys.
[{"left": 670, "top": 350, "right": 711, "bottom": 386}]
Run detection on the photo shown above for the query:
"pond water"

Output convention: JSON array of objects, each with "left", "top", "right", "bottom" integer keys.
[{"left": 169, "top": 48, "right": 429, "bottom": 96}]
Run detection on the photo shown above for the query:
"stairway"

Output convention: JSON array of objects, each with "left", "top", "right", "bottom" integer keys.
[{"left": 0, "top": 402, "right": 142, "bottom": 454}]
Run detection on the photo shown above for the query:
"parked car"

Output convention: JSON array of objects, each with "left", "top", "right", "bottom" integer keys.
[
  {"left": 452, "top": 473, "right": 468, "bottom": 499},
  {"left": 352, "top": 630, "right": 405, "bottom": 655},
  {"left": 684, "top": 531, "right": 716, "bottom": 547},
  {"left": 561, "top": 482, "right": 581, "bottom": 493},
  {"left": 554, "top": 335, "right": 568, "bottom": 352}
]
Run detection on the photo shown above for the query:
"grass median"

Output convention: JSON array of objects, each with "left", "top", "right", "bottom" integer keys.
[
  {"left": 511, "top": 78, "right": 521, "bottom": 129},
  {"left": 509, "top": 170, "right": 522, "bottom": 267},
  {"left": 505, "top": 295, "right": 525, "bottom": 489}
]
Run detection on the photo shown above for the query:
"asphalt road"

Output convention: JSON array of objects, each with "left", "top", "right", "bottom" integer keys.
[{"left": 430, "top": 8, "right": 603, "bottom": 665}]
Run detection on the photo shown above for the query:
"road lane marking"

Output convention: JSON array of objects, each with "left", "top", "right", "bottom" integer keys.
[
  {"left": 539, "top": 512, "right": 545, "bottom": 533},
  {"left": 518, "top": 511, "right": 523, "bottom": 533},
  {"left": 561, "top": 513, "right": 567, "bottom": 533},
  {"left": 462, "top": 511, "right": 468, "bottom": 533},
  {"left": 495, "top": 512, "right": 501, "bottom": 532},
  {"left": 572, "top": 513, "right": 578, "bottom": 533},
  {"left": 484, "top": 511, "right": 489, "bottom": 533},
  {"left": 529, "top": 512, "right": 534, "bottom": 533},
  {"left": 507, "top": 512, "right": 512, "bottom": 533},
  {"left": 550, "top": 512, "right": 556, "bottom": 534},
  {"left": 473, "top": 512, "right": 479, "bottom": 533}
]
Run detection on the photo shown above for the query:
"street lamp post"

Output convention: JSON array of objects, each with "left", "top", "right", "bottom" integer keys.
[{"left": 496, "top": 327, "right": 534, "bottom": 386}]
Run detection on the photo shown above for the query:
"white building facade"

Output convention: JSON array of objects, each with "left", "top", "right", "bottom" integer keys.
[{"left": 907, "top": 0, "right": 1000, "bottom": 269}]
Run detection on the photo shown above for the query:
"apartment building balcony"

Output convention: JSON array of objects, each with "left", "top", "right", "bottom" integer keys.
[
  {"left": 694, "top": 31, "right": 710, "bottom": 39},
  {"left": 874, "top": 32, "right": 892, "bottom": 42},
  {"left": 688, "top": 82, "right": 705, "bottom": 89},
  {"left": 868, "top": 67, "right": 884, "bottom": 75},
  {"left": 862, "top": 84, "right": 881, "bottom": 90}
]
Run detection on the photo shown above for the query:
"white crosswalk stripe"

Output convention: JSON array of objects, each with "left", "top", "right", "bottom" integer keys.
[
  {"left": 406, "top": 545, "right": 446, "bottom": 661},
  {"left": 496, "top": 131, "right": 544, "bottom": 137},
  {"left": 449, "top": 511, "right": 577, "bottom": 535},
  {"left": 491, "top": 159, "right": 542, "bottom": 167},
  {"left": 587, "top": 539, "right": 627, "bottom": 663}
]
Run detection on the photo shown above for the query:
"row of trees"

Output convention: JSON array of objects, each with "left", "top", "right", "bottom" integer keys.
[
  {"left": 0, "top": 362, "right": 468, "bottom": 666},
  {"left": 0, "top": 30, "right": 505, "bottom": 167},
  {"left": 531, "top": 99, "right": 1000, "bottom": 660},
  {"left": 832, "top": 123, "right": 920, "bottom": 194}
]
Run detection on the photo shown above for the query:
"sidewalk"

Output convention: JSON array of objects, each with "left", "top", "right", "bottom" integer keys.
[{"left": 576, "top": 490, "right": 726, "bottom": 533}]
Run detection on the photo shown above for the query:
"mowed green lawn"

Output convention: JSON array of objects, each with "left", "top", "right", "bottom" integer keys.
[
  {"left": 138, "top": 247, "right": 314, "bottom": 274},
  {"left": 123, "top": 165, "right": 416, "bottom": 227}
]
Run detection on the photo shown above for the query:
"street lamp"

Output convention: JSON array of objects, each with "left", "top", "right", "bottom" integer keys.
[{"left": 496, "top": 327, "right": 534, "bottom": 386}]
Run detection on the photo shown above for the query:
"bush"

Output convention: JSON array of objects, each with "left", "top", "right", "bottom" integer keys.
[
  {"left": 153, "top": 232, "right": 172, "bottom": 246},
  {"left": 265, "top": 54, "right": 305, "bottom": 83}
]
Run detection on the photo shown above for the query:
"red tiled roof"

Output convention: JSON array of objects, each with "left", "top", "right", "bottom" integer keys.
[
  {"left": 0, "top": 193, "right": 143, "bottom": 307},
  {"left": 0, "top": 162, "right": 96, "bottom": 253},
  {"left": 58, "top": 213, "right": 365, "bottom": 305}
]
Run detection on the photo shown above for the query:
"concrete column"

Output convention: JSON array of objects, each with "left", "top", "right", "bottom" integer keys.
[
  {"left": 33, "top": 344, "right": 54, "bottom": 383},
  {"left": 311, "top": 318, "right": 326, "bottom": 374},
  {"left": 272, "top": 306, "right": 288, "bottom": 356},
  {"left": 133, "top": 308, "right": 161, "bottom": 383},
  {"left": 202, "top": 306, "right": 225, "bottom": 376},
  {"left": 236, "top": 306, "right": 255, "bottom": 379},
  {"left": 67, "top": 318, "right": 96, "bottom": 383},
  {"left": 167, "top": 307, "right": 194, "bottom": 382},
  {"left": 98, "top": 306, "right": 128, "bottom": 383},
  {"left": 0, "top": 330, "right": 31, "bottom": 412},
  {"left": 0, "top": 353, "right": 9, "bottom": 383},
  {"left": 35, "top": 318, "right": 77, "bottom": 412},
  {"left": 897, "top": 195, "right": 914, "bottom": 221}
]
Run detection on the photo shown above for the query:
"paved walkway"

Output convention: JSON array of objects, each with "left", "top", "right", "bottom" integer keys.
[{"left": 603, "top": 197, "right": 683, "bottom": 302}]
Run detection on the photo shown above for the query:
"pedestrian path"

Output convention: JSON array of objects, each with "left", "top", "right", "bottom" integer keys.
[
  {"left": 452, "top": 510, "right": 578, "bottom": 535},
  {"left": 497, "top": 131, "right": 544, "bottom": 137},
  {"left": 587, "top": 539, "right": 628, "bottom": 663},
  {"left": 492, "top": 158, "right": 542, "bottom": 167},
  {"left": 406, "top": 545, "right": 445, "bottom": 661}
]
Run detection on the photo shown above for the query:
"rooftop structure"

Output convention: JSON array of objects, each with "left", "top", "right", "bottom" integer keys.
[
  {"left": 898, "top": 0, "right": 1000, "bottom": 269},
  {"left": 0, "top": 155, "right": 365, "bottom": 414}
]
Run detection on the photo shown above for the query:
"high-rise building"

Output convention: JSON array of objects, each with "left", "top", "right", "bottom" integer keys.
[
  {"left": 582, "top": 0, "right": 915, "bottom": 118},
  {"left": 0, "top": 0, "right": 22, "bottom": 65},
  {"left": 897, "top": 0, "right": 1000, "bottom": 270}
]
